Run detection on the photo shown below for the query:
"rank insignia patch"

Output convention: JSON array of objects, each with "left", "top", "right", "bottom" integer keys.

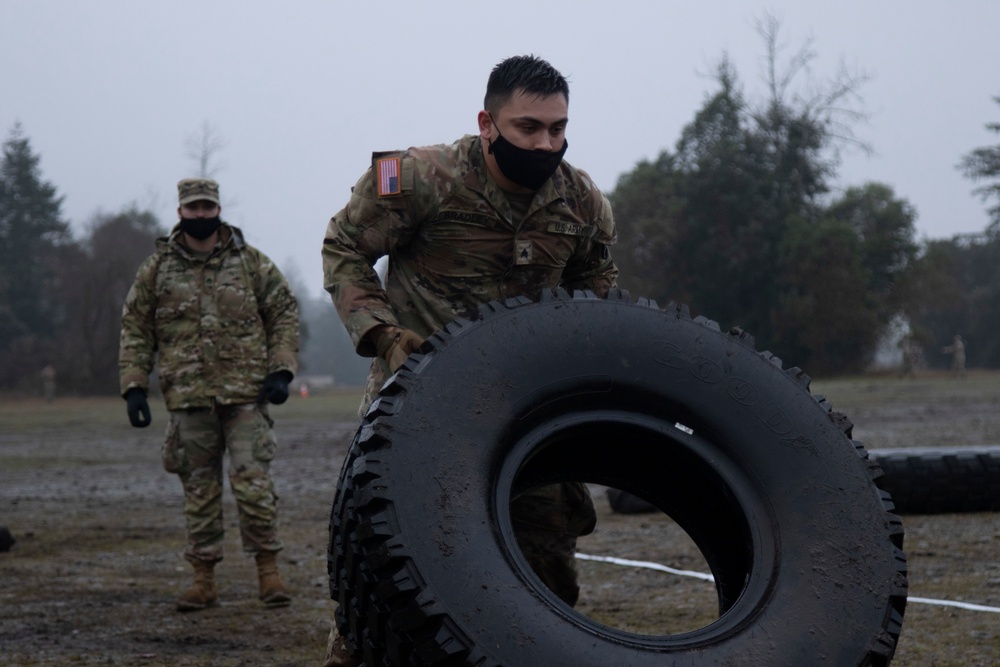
[
  {"left": 377, "top": 157, "right": 401, "bottom": 197},
  {"left": 516, "top": 240, "right": 533, "bottom": 265}
]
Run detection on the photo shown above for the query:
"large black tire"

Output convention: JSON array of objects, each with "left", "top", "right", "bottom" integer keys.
[
  {"left": 328, "top": 290, "right": 908, "bottom": 666},
  {"left": 868, "top": 446, "right": 1000, "bottom": 514},
  {"left": 609, "top": 445, "right": 1000, "bottom": 515}
]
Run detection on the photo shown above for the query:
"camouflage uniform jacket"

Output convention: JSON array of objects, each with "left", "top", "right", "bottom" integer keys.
[
  {"left": 119, "top": 222, "right": 299, "bottom": 410},
  {"left": 322, "top": 134, "right": 618, "bottom": 359}
]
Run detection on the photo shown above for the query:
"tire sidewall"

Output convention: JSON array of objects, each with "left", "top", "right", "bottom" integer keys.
[{"left": 352, "top": 297, "right": 902, "bottom": 665}]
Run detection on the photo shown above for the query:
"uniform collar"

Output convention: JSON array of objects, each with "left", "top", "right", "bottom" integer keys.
[{"left": 465, "top": 135, "right": 566, "bottom": 219}]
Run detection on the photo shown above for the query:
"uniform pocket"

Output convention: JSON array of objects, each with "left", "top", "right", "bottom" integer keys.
[
  {"left": 252, "top": 406, "right": 278, "bottom": 463},
  {"left": 161, "top": 415, "right": 186, "bottom": 474}
]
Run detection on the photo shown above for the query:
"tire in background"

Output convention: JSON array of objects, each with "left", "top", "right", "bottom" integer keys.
[
  {"left": 608, "top": 447, "right": 1000, "bottom": 516},
  {"left": 328, "top": 289, "right": 908, "bottom": 666},
  {"left": 868, "top": 446, "right": 1000, "bottom": 514}
]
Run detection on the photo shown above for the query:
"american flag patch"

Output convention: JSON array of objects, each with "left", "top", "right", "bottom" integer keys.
[{"left": 377, "top": 157, "right": 401, "bottom": 197}]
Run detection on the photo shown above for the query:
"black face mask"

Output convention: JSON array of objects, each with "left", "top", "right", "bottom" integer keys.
[
  {"left": 488, "top": 124, "right": 567, "bottom": 191},
  {"left": 179, "top": 216, "right": 221, "bottom": 240}
]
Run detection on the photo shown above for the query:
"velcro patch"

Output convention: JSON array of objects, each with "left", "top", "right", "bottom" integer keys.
[{"left": 376, "top": 157, "right": 401, "bottom": 197}]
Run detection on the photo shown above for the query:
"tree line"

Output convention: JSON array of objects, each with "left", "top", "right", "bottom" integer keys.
[
  {"left": 0, "top": 122, "right": 372, "bottom": 397},
  {"left": 3, "top": 30, "right": 1000, "bottom": 395},
  {"left": 609, "top": 21, "right": 1000, "bottom": 376}
]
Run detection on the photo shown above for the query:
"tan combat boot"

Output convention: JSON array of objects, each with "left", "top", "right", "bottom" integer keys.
[
  {"left": 255, "top": 551, "right": 291, "bottom": 607},
  {"left": 176, "top": 559, "right": 218, "bottom": 612}
]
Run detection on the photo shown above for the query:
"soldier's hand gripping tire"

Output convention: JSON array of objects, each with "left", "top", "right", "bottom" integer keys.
[{"left": 328, "top": 289, "right": 908, "bottom": 666}]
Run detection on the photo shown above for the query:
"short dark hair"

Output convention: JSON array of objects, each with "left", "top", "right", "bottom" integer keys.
[{"left": 484, "top": 55, "right": 569, "bottom": 114}]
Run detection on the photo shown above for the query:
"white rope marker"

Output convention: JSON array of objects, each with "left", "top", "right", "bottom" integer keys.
[{"left": 575, "top": 553, "right": 1000, "bottom": 614}]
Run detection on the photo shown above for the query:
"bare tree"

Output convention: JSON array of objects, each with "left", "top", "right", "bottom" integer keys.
[
  {"left": 752, "top": 13, "right": 872, "bottom": 163},
  {"left": 185, "top": 120, "right": 227, "bottom": 178},
  {"left": 60, "top": 206, "right": 166, "bottom": 393}
]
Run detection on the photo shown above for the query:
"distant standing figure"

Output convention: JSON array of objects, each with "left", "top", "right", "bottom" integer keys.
[
  {"left": 119, "top": 177, "right": 300, "bottom": 612},
  {"left": 40, "top": 364, "right": 56, "bottom": 402},
  {"left": 898, "top": 337, "right": 916, "bottom": 378},
  {"left": 941, "top": 334, "right": 966, "bottom": 378}
]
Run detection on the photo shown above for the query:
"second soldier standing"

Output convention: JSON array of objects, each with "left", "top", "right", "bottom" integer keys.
[{"left": 119, "top": 177, "right": 299, "bottom": 611}]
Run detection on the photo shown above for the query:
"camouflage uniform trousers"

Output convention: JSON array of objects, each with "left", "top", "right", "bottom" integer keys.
[
  {"left": 162, "top": 403, "right": 283, "bottom": 564},
  {"left": 510, "top": 481, "right": 597, "bottom": 607}
]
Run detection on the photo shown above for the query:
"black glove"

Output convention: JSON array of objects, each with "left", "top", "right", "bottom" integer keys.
[
  {"left": 124, "top": 388, "right": 151, "bottom": 428},
  {"left": 258, "top": 371, "right": 293, "bottom": 405}
]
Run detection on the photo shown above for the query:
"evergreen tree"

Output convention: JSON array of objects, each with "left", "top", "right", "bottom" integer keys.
[
  {"left": 903, "top": 231, "right": 1000, "bottom": 369},
  {"left": 826, "top": 183, "right": 918, "bottom": 316},
  {"left": 608, "top": 152, "right": 684, "bottom": 306},
  {"left": 0, "top": 123, "right": 71, "bottom": 388},
  {"left": 959, "top": 95, "right": 1000, "bottom": 228},
  {"left": 608, "top": 19, "right": 915, "bottom": 374},
  {"left": 672, "top": 61, "right": 782, "bottom": 342}
]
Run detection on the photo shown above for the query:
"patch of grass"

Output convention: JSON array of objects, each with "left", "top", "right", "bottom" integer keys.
[
  {"left": 267, "top": 387, "right": 365, "bottom": 422},
  {"left": 812, "top": 370, "right": 1000, "bottom": 412},
  {"left": 0, "top": 456, "right": 102, "bottom": 471},
  {"left": 0, "top": 396, "right": 129, "bottom": 431},
  {"left": 0, "top": 388, "right": 366, "bottom": 433}
]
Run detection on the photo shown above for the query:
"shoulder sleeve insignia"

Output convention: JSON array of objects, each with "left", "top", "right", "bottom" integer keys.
[{"left": 376, "top": 156, "right": 402, "bottom": 197}]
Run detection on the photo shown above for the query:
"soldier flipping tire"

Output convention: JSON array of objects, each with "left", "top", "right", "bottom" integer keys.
[{"left": 328, "top": 289, "right": 908, "bottom": 666}]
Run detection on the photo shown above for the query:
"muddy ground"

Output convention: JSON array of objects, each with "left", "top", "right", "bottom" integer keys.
[{"left": 1, "top": 373, "right": 998, "bottom": 666}]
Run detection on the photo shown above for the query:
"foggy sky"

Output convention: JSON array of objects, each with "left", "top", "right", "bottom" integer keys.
[{"left": 2, "top": 1, "right": 998, "bottom": 295}]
